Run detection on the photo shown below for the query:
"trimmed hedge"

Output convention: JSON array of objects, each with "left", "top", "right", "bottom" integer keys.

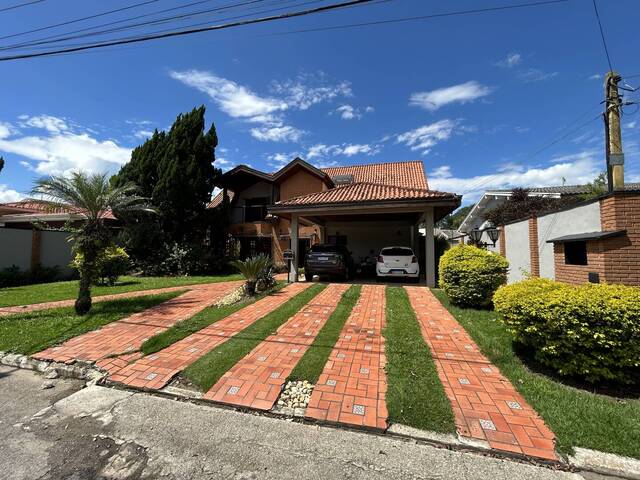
[
  {"left": 494, "top": 278, "right": 640, "bottom": 384},
  {"left": 439, "top": 244, "right": 508, "bottom": 308}
]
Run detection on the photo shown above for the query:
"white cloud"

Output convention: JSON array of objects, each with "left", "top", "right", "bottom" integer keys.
[
  {"left": 18, "top": 114, "right": 69, "bottom": 134},
  {"left": 336, "top": 104, "right": 359, "bottom": 120},
  {"left": 495, "top": 52, "right": 522, "bottom": 68},
  {"left": 171, "top": 69, "right": 352, "bottom": 143},
  {"left": 250, "top": 125, "right": 304, "bottom": 142},
  {"left": 267, "top": 141, "right": 381, "bottom": 169},
  {"left": 589, "top": 74, "right": 602, "bottom": 80},
  {"left": 133, "top": 129, "right": 154, "bottom": 139},
  {"left": 396, "top": 120, "right": 457, "bottom": 155},
  {"left": 428, "top": 151, "right": 601, "bottom": 202},
  {"left": 410, "top": 81, "right": 492, "bottom": 112},
  {"left": 517, "top": 68, "right": 558, "bottom": 83},
  {"left": 342, "top": 144, "right": 377, "bottom": 156},
  {"left": 0, "top": 184, "right": 23, "bottom": 202},
  {"left": 0, "top": 122, "right": 15, "bottom": 139},
  {"left": 271, "top": 73, "right": 352, "bottom": 110},
  {"left": 625, "top": 121, "right": 637, "bottom": 129},
  {"left": 170, "top": 70, "right": 287, "bottom": 119},
  {"left": 0, "top": 115, "right": 131, "bottom": 177}
]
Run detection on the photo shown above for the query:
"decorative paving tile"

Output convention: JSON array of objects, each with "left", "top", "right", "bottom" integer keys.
[
  {"left": 306, "top": 284, "right": 387, "bottom": 430},
  {"left": 404, "top": 286, "right": 557, "bottom": 461},
  {"left": 203, "top": 284, "right": 351, "bottom": 411},
  {"left": 145, "top": 373, "right": 158, "bottom": 381},
  {"left": 228, "top": 386, "right": 240, "bottom": 395},
  {"left": 108, "top": 283, "right": 311, "bottom": 390}
]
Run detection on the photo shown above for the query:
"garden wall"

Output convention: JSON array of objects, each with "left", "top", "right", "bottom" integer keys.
[{"left": 0, "top": 228, "right": 73, "bottom": 272}]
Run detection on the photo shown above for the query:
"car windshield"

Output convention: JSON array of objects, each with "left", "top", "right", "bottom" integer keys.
[
  {"left": 380, "top": 247, "right": 413, "bottom": 256},
  {"left": 310, "top": 244, "right": 342, "bottom": 253}
]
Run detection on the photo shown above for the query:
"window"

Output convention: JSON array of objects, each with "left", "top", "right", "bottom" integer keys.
[
  {"left": 564, "top": 241, "right": 588, "bottom": 265},
  {"left": 244, "top": 197, "right": 268, "bottom": 222}
]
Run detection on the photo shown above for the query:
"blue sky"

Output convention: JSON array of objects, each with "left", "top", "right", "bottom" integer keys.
[{"left": 1, "top": 0, "right": 639, "bottom": 205}]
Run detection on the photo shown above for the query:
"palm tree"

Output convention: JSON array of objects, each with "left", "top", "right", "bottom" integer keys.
[
  {"left": 230, "top": 254, "right": 272, "bottom": 295},
  {"left": 31, "top": 171, "right": 154, "bottom": 315}
]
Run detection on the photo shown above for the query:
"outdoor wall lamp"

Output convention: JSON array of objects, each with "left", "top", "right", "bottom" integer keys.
[{"left": 468, "top": 226, "right": 500, "bottom": 248}]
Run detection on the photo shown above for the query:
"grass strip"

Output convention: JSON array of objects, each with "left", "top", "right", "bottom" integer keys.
[
  {"left": 141, "top": 283, "right": 286, "bottom": 355},
  {"left": 183, "top": 283, "right": 326, "bottom": 392},
  {"left": 431, "top": 288, "right": 640, "bottom": 458},
  {"left": 383, "top": 287, "right": 456, "bottom": 433},
  {"left": 0, "top": 291, "right": 182, "bottom": 355},
  {"left": 288, "top": 284, "right": 361, "bottom": 384},
  {"left": 0, "top": 274, "right": 242, "bottom": 308}
]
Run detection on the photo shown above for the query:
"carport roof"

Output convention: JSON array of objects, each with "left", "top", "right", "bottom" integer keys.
[{"left": 271, "top": 182, "right": 457, "bottom": 208}]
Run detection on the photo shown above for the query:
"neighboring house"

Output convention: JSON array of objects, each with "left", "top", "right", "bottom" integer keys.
[
  {"left": 457, "top": 185, "right": 625, "bottom": 253},
  {"left": 495, "top": 186, "right": 640, "bottom": 285},
  {"left": 434, "top": 228, "right": 465, "bottom": 247},
  {"left": 210, "top": 157, "right": 460, "bottom": 286},
  {"left": 0, "top": 199, "right": 118, "bottom": 273}
]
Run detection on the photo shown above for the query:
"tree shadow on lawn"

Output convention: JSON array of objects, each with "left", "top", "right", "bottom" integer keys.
[{"left": 512, "top": 342, "right": 640, "bottom": 400}]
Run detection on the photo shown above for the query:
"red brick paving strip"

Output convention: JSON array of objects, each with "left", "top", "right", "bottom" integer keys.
[
  {"left": 305, "top": 284, "right": 387, "bottom": 430},
  {"left": 0, "top": 284, "right": 222, "bottom": 317},
  {"left": 203, "top": 283, "right": 351, "bottom": 409},
  {"left": 404, "top": 286, "right": 557, "bottom": 460},
  {"left": 33, "top": 281, "right": 243, "bottom": 371},
  {"left": 109, "top": 282, "right": 311, "bottom": 389}
]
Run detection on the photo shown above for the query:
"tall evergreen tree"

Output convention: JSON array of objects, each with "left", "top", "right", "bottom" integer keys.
[
  {"left": 113, "top": 106, "right": 220, "bottom": 254},
  {"left": 0, "top": 157, "right": 4, "bottom": 175}
]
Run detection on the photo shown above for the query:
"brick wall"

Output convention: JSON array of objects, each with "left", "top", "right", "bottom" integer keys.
[
  {"left": 600, "top": 193, "right": 640, "bottom": 285},
  {"left": 499, "top": 225, "right": 506, "bottom": 257},
  {"left": 553, "top": 240, "right": 606, "bottom": 284}
]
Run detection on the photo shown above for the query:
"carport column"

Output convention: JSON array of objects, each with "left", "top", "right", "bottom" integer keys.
[
  {"left": 289, "top": 214, "right": 299, "bottom": 282},
  {"left": 423, "top": 208, "right": 436, "bottom": 287}
]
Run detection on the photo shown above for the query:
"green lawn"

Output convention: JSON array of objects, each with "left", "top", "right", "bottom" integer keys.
[
  {"left": 384, "top": 287, "right": 456, "bottom": 433},
  {"left": 432, "top": 289, "right": 640, "bottom": 459},
  {"left": 288, "top": 285, "right": 361, "bottom": 383},
  {"left": 0, "top": 274, "right": 242, "bottom": 308},
  {"left": 0, "top": 291, "right": 182, "bottom": 355},
  {"left": 141, "top": 283, "right": 286, "bottom": 355},
  {"left": 183, "top": 284, "right": 326, "bottom": 391}
]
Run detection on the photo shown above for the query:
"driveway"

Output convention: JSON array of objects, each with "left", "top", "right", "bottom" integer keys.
[{"left": 0, "top": 366, "right": 584, "bottom": 480}]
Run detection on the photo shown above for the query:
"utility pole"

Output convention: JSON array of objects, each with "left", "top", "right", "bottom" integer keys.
[{"left": 604, "top": 71, "right": 625, "bottom": 191}]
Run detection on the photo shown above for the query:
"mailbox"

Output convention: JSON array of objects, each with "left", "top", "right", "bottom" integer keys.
[{"left": 283, "top": 249, "right": 295, "bottom": 261}]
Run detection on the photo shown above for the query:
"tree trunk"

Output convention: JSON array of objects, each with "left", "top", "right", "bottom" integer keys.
[{"left": 75, "top": 271, "right": 92, "bottom": 315}]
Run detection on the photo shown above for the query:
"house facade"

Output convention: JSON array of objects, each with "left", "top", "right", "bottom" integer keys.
[{"left": 211, "top": 157, "right": 460, "bottom": 286}]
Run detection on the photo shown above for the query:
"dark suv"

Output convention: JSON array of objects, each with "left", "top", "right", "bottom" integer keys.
[{"left": 304, "top": 244, "right": 353, "bottom": 281}]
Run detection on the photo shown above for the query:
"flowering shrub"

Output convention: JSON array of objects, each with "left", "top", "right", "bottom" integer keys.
[
  {"left": 493, "top": 278, "right": 640, "bottom": 384},
  {"left": 439, "top": 244, "right": 508, "bottom": 308}
]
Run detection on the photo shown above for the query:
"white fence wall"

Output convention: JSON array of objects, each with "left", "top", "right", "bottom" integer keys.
[
  {"left": 0, "top": 228, "right": 73, "bottom": 272},
  {"left": 504, "top": 220, "right": 530, "bottom": 283}
]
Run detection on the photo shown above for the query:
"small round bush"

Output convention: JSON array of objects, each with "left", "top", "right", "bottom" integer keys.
[
  {"left": 439, "top": 244, "right": 508, "bottom": 308},
  {"left": 494, "top": 278, "right": 640, "bottom": 384},
  {"left": 71, "top": 245, "right": 130, "bottom": 286}
]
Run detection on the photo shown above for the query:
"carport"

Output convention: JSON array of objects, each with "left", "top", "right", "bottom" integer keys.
[{"left": 268, "top": 184, "right": 460, "bottom": 286}]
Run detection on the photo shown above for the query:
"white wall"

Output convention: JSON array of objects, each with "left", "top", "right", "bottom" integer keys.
[
  {"left": 536, "top": 202, "right": 601, "bottom": 279},
  {"left": 0, "top": 228, "right": 32, "bottom": 270},
  {"left": 504, "top": 220, "right": 531, "bottom": 283},
  {"left": 326, "top": 221, "right": 412, "bottom": 261},
  {"left": 40, "top": 230, "right": 74, "bottom": 273}
]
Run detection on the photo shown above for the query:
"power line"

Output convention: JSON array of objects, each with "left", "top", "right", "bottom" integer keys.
[
  {"left": 0, "top": 0, "right": 161, "bottom": 42},
  {"left": 0, "top": 0, "right": 276, "bottom": 51},
  {"left": 592, "top": 0, "right": 613, "bottom": 72},
  {"left": 266, "top": 0, "right": 569, "bottom": 36},
  {"left": 0, "top": 0, "right": 45, "bottom": 14},
  {"left": 0, "top": 0, "right": 383, "bottom": 62}
]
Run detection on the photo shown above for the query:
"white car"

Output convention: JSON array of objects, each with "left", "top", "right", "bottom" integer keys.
[{"left": 376, "top": 246, "right": 420, "bottom": 281}]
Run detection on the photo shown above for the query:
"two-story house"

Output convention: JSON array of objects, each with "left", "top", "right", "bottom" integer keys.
[{"left": 209, "top": 157, "right": 460, "bottom": 286}]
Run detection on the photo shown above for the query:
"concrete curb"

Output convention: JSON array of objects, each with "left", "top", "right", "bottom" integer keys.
[
  {"left": 0, "top": 351, "right": 105, "bottom": 385},
  {"left": 569, "top": 448, "right": 640, "bottom": 479}
]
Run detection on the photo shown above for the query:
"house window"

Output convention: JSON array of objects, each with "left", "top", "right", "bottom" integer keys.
[
  {"left": 564, "top": 241, "right": 588, "bottom": 265},
  {"left": 244, "top": 197, "right": 268, "bottom": 222}
]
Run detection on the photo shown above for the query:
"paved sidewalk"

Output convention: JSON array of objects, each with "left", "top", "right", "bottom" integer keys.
[
  {"left": 204, "top": 283, "right": 350, "bottom": 409},
  {"left": 306, "top": 284, "right": 387, "bottom": 430},
  {"left": 33, "top": 281, "right": 242, "bottom": 371},
  {"left": 404, "top": 286, "right": 557, "bottom": 460},
  {"left": 109, "top": 282, "right": 311, "bottom": 389},
  {"left": 0, "top": 285, "right": 201, "bottom": 317}
]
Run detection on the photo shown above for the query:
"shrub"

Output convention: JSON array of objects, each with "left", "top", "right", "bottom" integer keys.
[
  {"left": 439, "top": 244, "right": 508, "bottom": 308},
  {"left": 0, "top": 264, "right": 69, "bottom": 288},
  {"left": 230, "top": 255, "right": 272, "bottom": 295},
  {"left": 494, "top": 278, "right": 640, "bottom": 384},
  {"left": 71, "top": 245, "right": 130, "bottom": 286}
]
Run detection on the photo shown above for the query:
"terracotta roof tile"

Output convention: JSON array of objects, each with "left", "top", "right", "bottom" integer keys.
[
  {"left": 321, "top": 161, "right": 427, "bottom": 189},
  {"left": 274, "top": 182, "right": 455, "bottom": 207},
  {"left": 0, "top": 199, "right": 116, "bottom": 220},
  {"left": 207, "top": 190, "right": 234, "bottom": 209}
]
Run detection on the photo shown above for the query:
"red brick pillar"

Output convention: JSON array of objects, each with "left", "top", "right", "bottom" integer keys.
[
  {"left": 528, "top": 216, "right": 540, "bottom": 278},
  {"left": 499, "top": 225, "right": 506, "bottom": 257},
  {"left": 30, "top": 229, "right": 42, "bottom": 270}
]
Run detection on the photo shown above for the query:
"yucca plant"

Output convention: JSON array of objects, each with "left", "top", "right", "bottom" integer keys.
[
  {"left": 31, "top": 171, "right": 154, "bottom": 315},
  {"left": 230, "top": 254, "right": 272, "bottom": 295}
]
